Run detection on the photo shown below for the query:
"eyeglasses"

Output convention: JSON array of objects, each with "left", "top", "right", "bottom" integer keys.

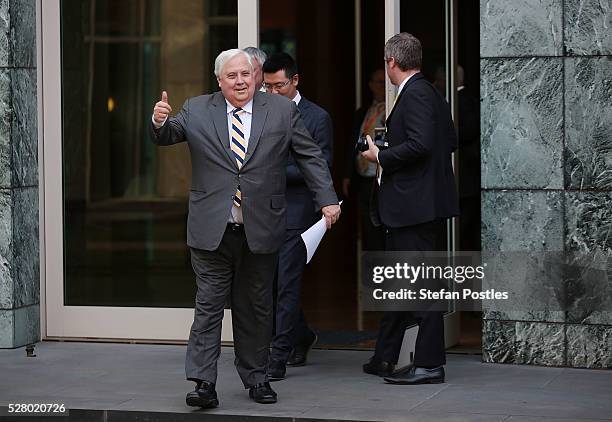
[{"left": 262, "top": 79, "right": 292, "bottom": 90}]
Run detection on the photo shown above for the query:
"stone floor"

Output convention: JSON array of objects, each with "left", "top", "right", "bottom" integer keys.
[{"left": 0, "top": 341, "right": 611, "bottom": 421}]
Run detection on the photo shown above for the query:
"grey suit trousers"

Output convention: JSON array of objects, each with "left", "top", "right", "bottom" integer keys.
[{"left": 185, "top": 225, "right": 278, "bottom": 388}]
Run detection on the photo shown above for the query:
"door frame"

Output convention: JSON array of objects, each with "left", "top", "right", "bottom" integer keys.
[
  {"left": 39, "top": 0, "right": 458, "bottom": 346},
  {"left": 383, "top": 0, "right": 461, "bottom": 361},
  {"left": 40, "top": 0, "right": 258, "bottom": 342}
]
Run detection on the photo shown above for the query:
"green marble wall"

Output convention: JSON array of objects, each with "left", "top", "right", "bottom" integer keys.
[
  {"left": 481, "top": 0, "right": 612, "bottom": 368},
  {"left": 0, "top": 0, "right": 39, "bottom": 349}
]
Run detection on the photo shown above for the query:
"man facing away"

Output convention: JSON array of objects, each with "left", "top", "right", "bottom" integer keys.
[
  {"left": 261, "top": 52, "right": 334, "bottom": 380},
  {"left": 150, "top": 49, "right": 341, "bottom": 406},
  {"left": 361, "top": 33, "right": 459, "bottom": 385}
]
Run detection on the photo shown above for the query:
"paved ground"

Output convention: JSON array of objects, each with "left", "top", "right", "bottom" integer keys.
[{"left": 0, "top": 341, "right": 611, "bottom": 421}]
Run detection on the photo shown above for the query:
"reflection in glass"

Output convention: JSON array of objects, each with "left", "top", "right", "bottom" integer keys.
[
  {"left": 61, "top": 0, "right": 237, "bottom": 307},
  {"left": 400, "top": 0, "right": 450, "bottom": 253}
]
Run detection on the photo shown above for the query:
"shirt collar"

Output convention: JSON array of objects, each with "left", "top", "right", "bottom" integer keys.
[
  {"left": 291, "top": 90, "right": 302, "bottom": 105},
  {"left": 226, "top": 98, "right": 253, "bottom": 115},
  {"left": 398, "top": 73, "right": 416, "bottom": 96}
]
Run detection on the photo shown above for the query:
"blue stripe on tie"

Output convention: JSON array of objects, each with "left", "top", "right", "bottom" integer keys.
[
  {"left": 232, "top": 125, "right": 244, "bottom": 140},
  {"left": 232, "top": 138, "right": 246, "bottom": 153},
  {"left": 233, "top": 151, "right": 244, "bottom": 164},
  {"left": 234, "top": 196, "right": 241, "bottom": 206}
]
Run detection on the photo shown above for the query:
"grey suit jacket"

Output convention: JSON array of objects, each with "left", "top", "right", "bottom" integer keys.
[{"left": 150, "top": 91, "right": 338, "bottom": 254}]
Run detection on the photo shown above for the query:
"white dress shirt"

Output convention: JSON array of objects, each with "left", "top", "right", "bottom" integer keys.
[
  {"left": 152, "top": 114, "right": 166, "bottom": 128},
  {"left": 291, "top": 90, "right": 302, "bottom": 105},
  {"left": 226, "top": 98, "right": 253, "bottom": 224}
]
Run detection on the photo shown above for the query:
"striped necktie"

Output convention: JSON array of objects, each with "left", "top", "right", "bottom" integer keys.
[{"left": 230, "top": 108, "right": 246, "bottom": 207}]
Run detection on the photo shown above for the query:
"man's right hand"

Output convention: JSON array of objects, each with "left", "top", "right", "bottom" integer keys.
[
  {"left": 153, "top": 91, "right": 172, "bottom": 126},
  {"left": 322, "top": 204, "right": 341, "bottom": 229}
]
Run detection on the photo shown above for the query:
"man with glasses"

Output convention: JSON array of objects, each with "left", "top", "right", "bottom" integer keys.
[{"left": 262, "top": 52, "right": 334, "bottom": 381}]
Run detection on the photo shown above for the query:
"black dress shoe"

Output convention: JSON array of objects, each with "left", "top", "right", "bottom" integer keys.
[
  {"left": 384, "top": 366, "right": 445, "bottom": 385},
  {"left": 362, "top": 357, "right": 395, "bottom": 377},
  {"left": 287, "top": 331, "right": 317, "bottom": 367},
  {"left": 268, "top": 359, "right": 286, "bottom": 381},
  {"left": 186, "top": 381, "right": 219, "bottom": 408},
  {"left": 248, "top": 382, "right": 277, "bottom": 404}
]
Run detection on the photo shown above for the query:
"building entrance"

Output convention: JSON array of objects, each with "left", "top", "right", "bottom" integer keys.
[
  {"left": 257, "top": 0, "right": 482, "bottom": 354},
  {"left": 43, "top": 0, "right": 480, "bottom": 353}
]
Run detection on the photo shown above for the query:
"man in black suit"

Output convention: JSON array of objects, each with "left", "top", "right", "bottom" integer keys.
[
  {"left": 262, "top": 53, "right": 334, "bottom": 380},
  {"left": 361, "top": 33, "right": 459, "bottom": 385}
]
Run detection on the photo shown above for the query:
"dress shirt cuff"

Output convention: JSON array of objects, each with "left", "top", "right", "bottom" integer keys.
[{"left": 152, "top": 114, "right": 167, "bottom": 129}]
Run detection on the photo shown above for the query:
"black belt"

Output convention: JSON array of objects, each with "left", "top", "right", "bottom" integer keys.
[{"left": 227, "top": 223, "right": 244, "bottom": 232}]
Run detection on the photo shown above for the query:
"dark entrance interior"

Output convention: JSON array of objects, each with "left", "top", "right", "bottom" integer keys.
[
  {"left": 60, "top": 0, "right": 480, "bottom": 352},
  {"left": 260, "top": 0, "right": 482, "bottom": 353}
]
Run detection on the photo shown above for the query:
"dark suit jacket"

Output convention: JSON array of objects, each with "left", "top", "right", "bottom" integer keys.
[
  {"left": 377, "top": 73, "right": 459, "bottom": 228},
  {"left": 149, "top": 91, "right": 338, "bottom": 253},
  {"left": 285, "top": 97, "right": 334, "bottom": 229}
]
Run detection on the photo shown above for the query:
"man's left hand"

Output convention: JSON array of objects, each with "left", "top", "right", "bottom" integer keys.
[
  {"left": 322, "top": 204, "right": 341, "bottom": 229},
  {"left": 361, "top": 135, "right": 379, "bottom": 163}
]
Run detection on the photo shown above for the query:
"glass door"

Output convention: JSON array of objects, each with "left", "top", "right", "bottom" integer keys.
[
  {"left": 42, "top": 0, "right": 258, "bottom": 341},
  {"left": 244, "top": 0, "right": 459, "bottom": 355},
  {"left": 392, "top": 0, "right": 461, "bottom": 364}
]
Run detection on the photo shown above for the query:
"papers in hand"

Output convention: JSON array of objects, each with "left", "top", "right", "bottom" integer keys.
[
  {"left": 300, "top": 201, "right": 342, "bottom": 264},
  {"left": 301, "top": 217, "right": 327, "bottom": 264}
]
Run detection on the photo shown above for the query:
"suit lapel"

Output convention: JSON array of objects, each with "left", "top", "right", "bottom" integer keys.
[
  {"left": 386, "top": 90, "right": 404, "bottom": 123},
  {"left": 210, "top": 92, "right": 237, "bottom": 167},
  {"left": 297, "top": 97, "right": 310, "bottom": 113},
  {"left": 242, "top": 91, "right": 268, "bottom": 167}
]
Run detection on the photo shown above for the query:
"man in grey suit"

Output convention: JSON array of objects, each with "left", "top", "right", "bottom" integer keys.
[{"left": 150, "top": 49, "right": 340, "bottom": 407}]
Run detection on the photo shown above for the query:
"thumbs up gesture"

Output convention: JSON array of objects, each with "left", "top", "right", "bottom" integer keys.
[{"left": 153, "top": 91, "right": 172, "bottom": 125}]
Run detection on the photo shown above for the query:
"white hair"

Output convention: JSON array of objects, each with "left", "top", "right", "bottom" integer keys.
[
  {"left": 243, "top": 46, "right": 267, "bottom": 67},
  {"left": 214, "top": 49, "right": 253, "bottom": 77}
]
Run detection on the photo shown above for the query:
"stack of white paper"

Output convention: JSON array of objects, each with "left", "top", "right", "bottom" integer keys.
[{"left": 300, "top": 201, "right": 342, "bottom": 264}]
